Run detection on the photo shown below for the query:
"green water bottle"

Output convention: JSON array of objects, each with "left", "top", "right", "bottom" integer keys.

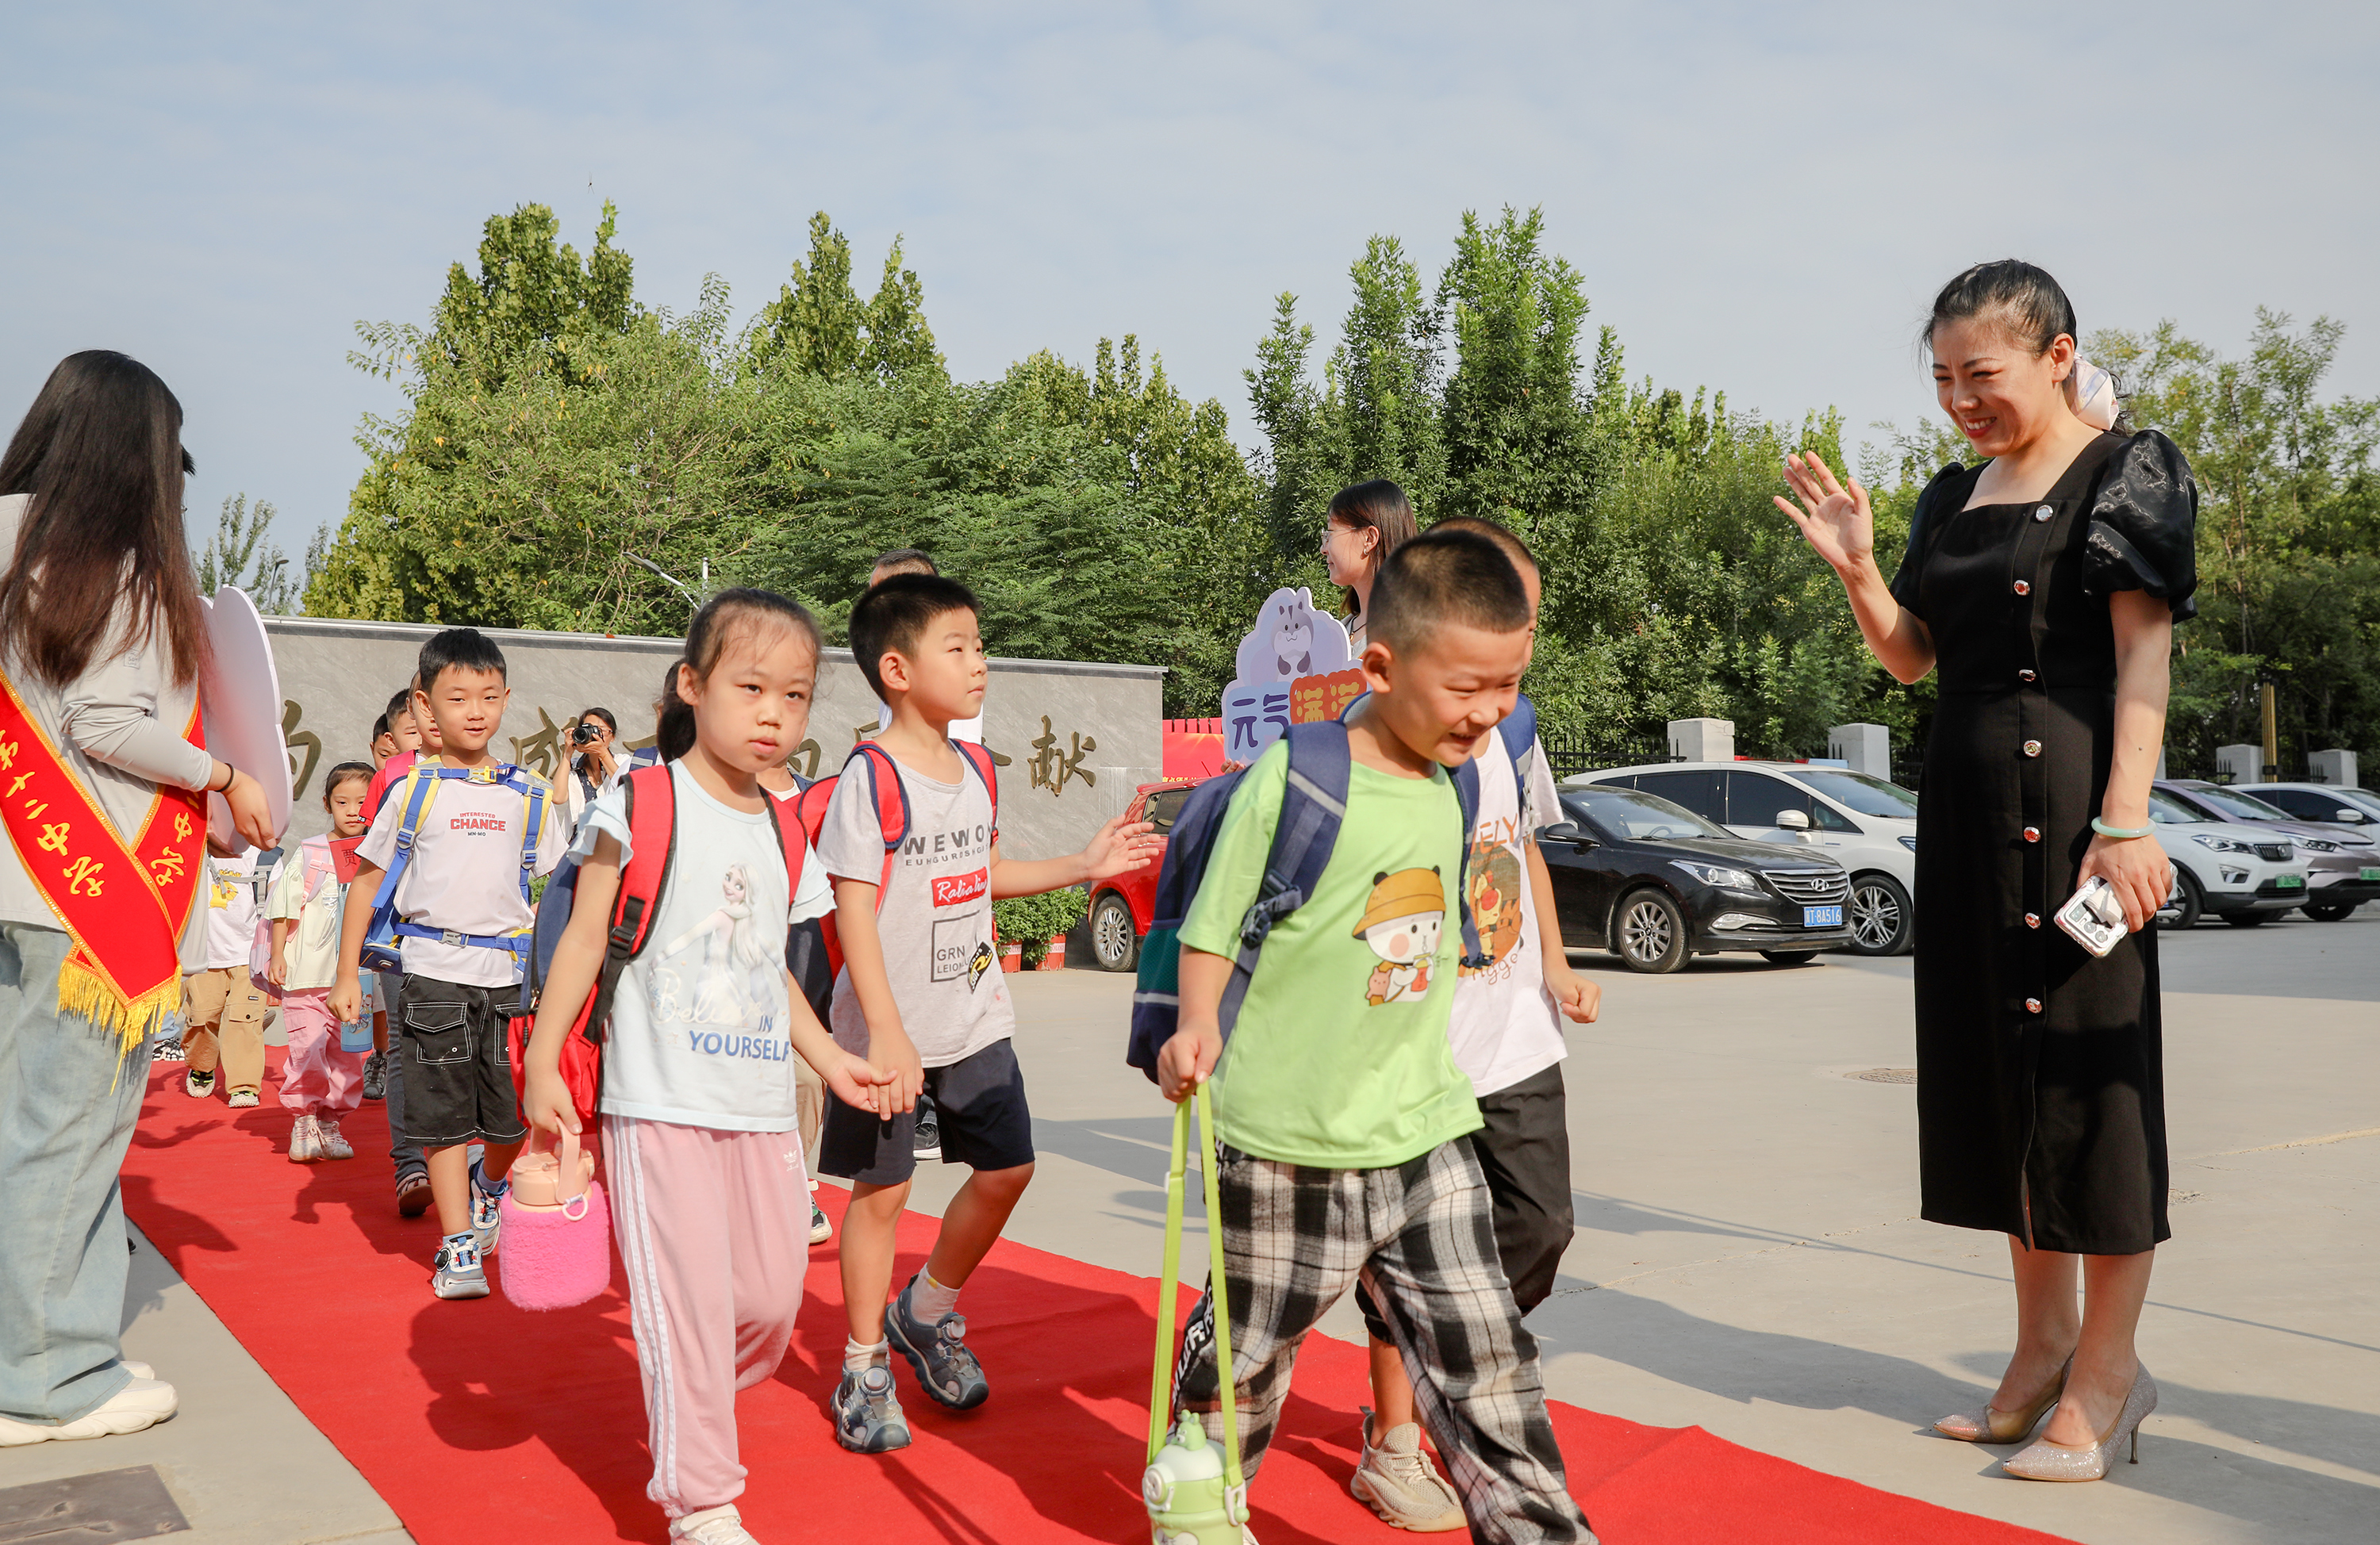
[
  {"left": 1142, "top": 1411, "right": 1247, "bottom": 1544},
  {"left": 1143, "top": 1086, "right": 1253, "bottom": 1544}
]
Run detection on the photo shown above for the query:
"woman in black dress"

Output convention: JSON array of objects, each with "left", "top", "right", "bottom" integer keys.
[{"left": 1775, "top": 262, "right": 2196, "bottom": 1482}]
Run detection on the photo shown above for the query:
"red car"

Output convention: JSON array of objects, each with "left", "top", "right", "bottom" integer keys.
[{"left": 1084, "top": 777, "right": 1207, "bottom": 971}]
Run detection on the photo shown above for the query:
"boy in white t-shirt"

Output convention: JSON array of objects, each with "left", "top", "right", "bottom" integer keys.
[
  {"left": 1340, "top": 516, "right": 1603, "bottom": 1529},
  {"left": 817, "top": 572, "right": 1160, "bottom": 1455},
  {"left": 180, "top": 845, "right": 270, "bottom": 1105},
  {"left": 330, "top": 629, "right": 566, "bottom": 1301}
]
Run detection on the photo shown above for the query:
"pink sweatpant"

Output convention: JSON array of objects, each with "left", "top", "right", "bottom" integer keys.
[
  {"left": 605, "top": 1114, "right": 810, "bottom": 1518},
  {"left": 278, "top": 991, "right": 364, "bottom": 1116}
]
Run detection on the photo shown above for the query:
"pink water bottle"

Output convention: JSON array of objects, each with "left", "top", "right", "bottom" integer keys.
[{"left": 497, "top": 1126, "right": 611, "bottom": 1311}]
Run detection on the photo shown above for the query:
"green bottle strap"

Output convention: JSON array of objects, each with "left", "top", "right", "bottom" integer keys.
[{"left": 1146, "top": 1083, "right": 1244, "bottom": 1493}]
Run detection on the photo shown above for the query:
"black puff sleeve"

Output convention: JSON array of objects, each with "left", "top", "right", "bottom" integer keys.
[
  {"left": 1887, "top": 462, "right": 1966, "bottom": 623},
  {"left": 2086, "top": 431, "right": 2199, "bottom": 621}
]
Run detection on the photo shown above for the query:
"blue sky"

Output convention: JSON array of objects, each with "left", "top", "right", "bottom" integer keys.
[{"left": 6, "top": 3, "right": 2375, "bottom": 566}]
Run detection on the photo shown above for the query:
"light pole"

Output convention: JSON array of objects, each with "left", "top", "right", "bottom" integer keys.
[{"left": 628, "top": 554, "right": 711, "bottom": 615}]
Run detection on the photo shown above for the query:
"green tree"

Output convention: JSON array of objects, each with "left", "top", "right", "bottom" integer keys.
[
  {"left": 194, "top": 493, "right": 305, "bottom": 614},
  {"left": 2092, "top": 311, "right": 2380, "bottom": 769},
  {"left": 747, "top": 216, "right": 945, "bottom": 383}
]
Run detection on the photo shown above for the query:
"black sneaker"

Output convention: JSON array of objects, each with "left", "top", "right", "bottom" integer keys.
[
  {"left": 885, "top": 1275, "right": 989, "bottom": 1410},
  {"left": 912, "top": 1096, "right": 942, "bottom": 1162},
  {"left": 832, "top": 1363, "right": 911, "bottom": 1453},
  {"left": 152, "top": 1038, "right": 186, "bottom": 1063},
  {"left": 361, "top": 1050, "right": 387, "bottom": 1101}
]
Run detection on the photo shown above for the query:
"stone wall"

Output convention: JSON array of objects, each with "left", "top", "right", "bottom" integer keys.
[{"left": 263, "top": 618, "right": 1164, "bottom": 857}]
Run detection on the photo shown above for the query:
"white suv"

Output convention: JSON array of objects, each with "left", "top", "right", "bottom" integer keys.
[
  {"left": 1563, "top": 762, "right": 1920, "bottom": 956},
  {"left": 2148, "top": 785, "right": 2310, "bottom": 927}
]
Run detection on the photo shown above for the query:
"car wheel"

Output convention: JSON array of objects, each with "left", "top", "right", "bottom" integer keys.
[
  {"left": 1845, "top": 873, "right": 1913, "bottom": 957},
  {"left": 1760, "top": 951, "right": 1818, "bottom": 966},
  {"left": 2157, "top": 868, "right": 2203, "bottom": 931},
  {"left": 2301, "top": 901, "right": 2355, "bottom": 922},
  {"left": 1088, "top": 891, "right": 1138, "bottom": 972},
  {"left": 1610, "top": 889, "right": 1688, "bottom": 974},
  {"left": 2221, "top": 911, "right": 2270, "bottom": 928}
]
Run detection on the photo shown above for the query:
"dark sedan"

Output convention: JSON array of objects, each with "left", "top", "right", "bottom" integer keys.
[{"left": 1538, "top": 785, "right": 1854, "bottom": 972}]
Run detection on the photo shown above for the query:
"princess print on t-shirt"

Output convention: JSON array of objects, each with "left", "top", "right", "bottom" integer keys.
[{"left": 647, "top": 864, "right": 785, "bottom": 1041}]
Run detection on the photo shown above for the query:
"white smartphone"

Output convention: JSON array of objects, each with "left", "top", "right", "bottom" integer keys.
[{"left": 2055, "top": 875, "right": 2129, "bottom": 958}]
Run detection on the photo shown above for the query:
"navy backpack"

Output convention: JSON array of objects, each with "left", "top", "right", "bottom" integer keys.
[{"left": 1123, "top": 696, "right": 1540, "bottom": 1083}]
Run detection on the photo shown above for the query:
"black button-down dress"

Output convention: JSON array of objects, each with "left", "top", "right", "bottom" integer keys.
[{"left": 1890, "top": 430, "right": 2198, "bottom": 1255}]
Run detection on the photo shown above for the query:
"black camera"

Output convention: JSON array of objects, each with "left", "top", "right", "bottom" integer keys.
[{"left": 572, "top": 723, "right": 605, "bottom": 746}]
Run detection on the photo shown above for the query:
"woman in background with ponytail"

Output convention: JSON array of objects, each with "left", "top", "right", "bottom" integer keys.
[
  {"left": 1777, "top": 263, "right": 2198, "bottom": 1482},
  {"left": 1319, "top": 479, "right": 1418, "bottom": 654},
  {"left": 0, "top": 352, "right": 273, "bottom": 1446}
]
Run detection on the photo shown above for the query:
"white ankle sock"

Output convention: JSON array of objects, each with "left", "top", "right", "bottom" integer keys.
[
  {"left": 844, "top": 1336, "right": 889, "bottom": 1374},
  {"left": 911, "top": 1269, "right": 962, "bottom": 1323}
]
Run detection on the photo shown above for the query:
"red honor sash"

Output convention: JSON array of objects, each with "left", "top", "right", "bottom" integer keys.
[{"left": 0, "top": 673, "right": 207, "bottom": 1052}]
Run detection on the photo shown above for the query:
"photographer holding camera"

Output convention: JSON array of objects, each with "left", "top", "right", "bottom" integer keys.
[{"left": 564, "top": 706, "right": 618, "bottom": 832}]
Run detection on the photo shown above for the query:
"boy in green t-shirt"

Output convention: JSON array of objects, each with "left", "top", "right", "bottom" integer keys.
[{"left": 1158, "top": 531, "right": 1595, "bottom": 1543}]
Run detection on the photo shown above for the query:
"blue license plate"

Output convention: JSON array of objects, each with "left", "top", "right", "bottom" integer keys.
[{"left": 1803, "top": 905, "right": 1844, "bottom": 927}]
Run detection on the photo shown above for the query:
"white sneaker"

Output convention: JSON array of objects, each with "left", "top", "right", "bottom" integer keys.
[
  {"left": 315, "top": 1116, "right": 355, "bottom": 1160},
  {"left": 227, "top": 1087, "right": 259, "bottom": 1109},
  {"left": 1350, "top": 1409, "right": 1465, "bottom": 1532},
  {"left": 288, "top": 1114, "right": 321, "bottom": 1164},
  {"left": 670, "top": 1503, "right": 761, "bottom": 1543},
  {"left": 0, "top": 1376, "right": 178, "bottom": 1446}
]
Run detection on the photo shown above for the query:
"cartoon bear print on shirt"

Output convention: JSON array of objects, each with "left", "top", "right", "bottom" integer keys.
[{"left": 1355, "top": 867, "right": 1446, "bottom": 1006}]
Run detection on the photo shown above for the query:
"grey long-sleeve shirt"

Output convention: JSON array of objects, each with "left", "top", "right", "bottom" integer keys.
[{"left": 0, "top": 493, "right": 216, "bottom": 956}]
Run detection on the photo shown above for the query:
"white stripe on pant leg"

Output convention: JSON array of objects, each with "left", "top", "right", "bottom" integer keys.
[{"left": 614, "top": 1118, "right": 681, "bottom": 1513}]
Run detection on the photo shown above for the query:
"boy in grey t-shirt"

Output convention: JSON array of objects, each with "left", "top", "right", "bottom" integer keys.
[{"left": 816, "top": 572, "right": 1159, "bottom": 1455}]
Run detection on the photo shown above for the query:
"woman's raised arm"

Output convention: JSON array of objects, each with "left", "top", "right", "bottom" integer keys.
[{"left": 1775, "top": 450, "right": 1936, "bottom": 684}]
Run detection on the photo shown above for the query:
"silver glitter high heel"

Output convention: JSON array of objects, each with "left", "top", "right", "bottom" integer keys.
[
  {"left": 2003, "top": 1365, "right": 2157, "bottom": 1482},
  {"left": 1933, "top": 1356, "right": 2069, "bottom": 1443}
]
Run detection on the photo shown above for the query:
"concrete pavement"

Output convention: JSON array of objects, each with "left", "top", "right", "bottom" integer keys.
[
  {"left": 947, "top": 907, "right": 2380, "bottom": 1545},
  {"left": 4, "top": 909, "right": 2369, "bottom": 1543}
]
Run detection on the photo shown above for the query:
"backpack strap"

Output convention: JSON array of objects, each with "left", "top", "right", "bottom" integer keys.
[
  {"left": 1215, "top": 722, "right": 1352, "bottom": 1039},
  {"left": 582, "top": 764, "right": 679, "bottom": 1049},
  {"left": 840, "top": 742, "right": 914, "bottom": 903},
  {"left": 794, "top": 774, "right": 837, "bottom": 853},
  {"left": 955, "top": 739, "right": 1000, "bottom": 842},
  {"left": 366, "top": 765, "right": 444, "bottom": 918},
  {"left": 763, "top": 780, "right": 810, "bottom": 895},
  {"left": 510, "top": 767, "right": 549, "bottom": 914}
]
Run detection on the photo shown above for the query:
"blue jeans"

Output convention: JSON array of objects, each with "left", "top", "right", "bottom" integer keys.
[{"left": 0, "top": 923, "right": 146, "bottom": 1424}]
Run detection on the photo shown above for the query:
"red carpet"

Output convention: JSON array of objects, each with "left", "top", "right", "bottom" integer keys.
[{"left": 122, "top": 1055, "right": 2072, "bottom": 1544}]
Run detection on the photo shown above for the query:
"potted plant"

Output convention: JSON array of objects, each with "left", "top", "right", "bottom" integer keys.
[{"left": 993, "top": 890, "right": 1090, "bottom": 971}]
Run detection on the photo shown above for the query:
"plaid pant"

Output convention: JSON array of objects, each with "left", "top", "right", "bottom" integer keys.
[{"left": 1173, "top": 1137, "right": 1595, "bottom": 1544}]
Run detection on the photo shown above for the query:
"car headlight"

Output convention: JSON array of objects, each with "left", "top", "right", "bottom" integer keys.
[
  {"left": 2190, "top": 834, "right": 2255, "bottom": 854},
  {"left": 1898, "top": 835, "right": 1917, "bottom": 852},
  {"left": 2297, "top": 838, "right": 2339, "bottom": 853},
  {"left": 1671, "top": 860, "right": 1756, "bottom": 890}
]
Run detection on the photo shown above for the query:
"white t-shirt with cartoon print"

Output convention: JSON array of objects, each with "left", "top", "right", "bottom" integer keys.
[
  {"left": 355, "top": 764, "right": 569, "bottom": 987},
  {"left": 574, "top": 763, "right": 833, "bottom": 1133},
  {"left": 1445, "top": 735, "right": 1570, "bottom": 1097},
  {"left": 201, "top": 852, "right": 265, "bottom": 970}
]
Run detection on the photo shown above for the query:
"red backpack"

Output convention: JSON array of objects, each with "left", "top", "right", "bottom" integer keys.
[
  {"left": 507, "top": 763, "right": 811, "bottom": 1125},
  {"left": 789, "top": 739, "right": 1000, "bottom": 995}
]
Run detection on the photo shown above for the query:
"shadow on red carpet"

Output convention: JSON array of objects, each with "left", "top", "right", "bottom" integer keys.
[{"left": 122, "top": 1056, "right": 2073, "bottom": 1544}]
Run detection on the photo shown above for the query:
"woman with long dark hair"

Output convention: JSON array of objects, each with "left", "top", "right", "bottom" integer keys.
[
  {"left": 0, "top": 352, "right": 273, "bottom": 1444},
  {"left": 1777, "top": 263, "right": 2196, "bottom": 1482},
  {"left": 1320, "top": 479, "right": 1418, "bottom": 653}
]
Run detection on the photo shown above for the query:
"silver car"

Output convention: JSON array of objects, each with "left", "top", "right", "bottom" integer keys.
[{"left": 2158, "top": 780, "right": 2378, "bottom": 922}]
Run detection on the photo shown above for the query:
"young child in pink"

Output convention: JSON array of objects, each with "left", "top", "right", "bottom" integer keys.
[
  {"left": 268, "top": 761, "right": 374, "bottom": 1163},
  {"left": 522, "top": 590, "right": 893, "bottom": 1545}
]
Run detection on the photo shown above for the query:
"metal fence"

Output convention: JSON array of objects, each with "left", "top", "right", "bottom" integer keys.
[{"left": 1541, "top": 730, "right": 1679, "bottom": 780}]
